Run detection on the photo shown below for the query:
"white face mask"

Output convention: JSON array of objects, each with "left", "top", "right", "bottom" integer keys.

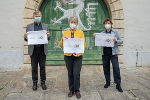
[
  {"left": 105, "top": 24, "right": 111, "bottom": 30},
  {"left": 70, "top": 24, "right": 77, "bottom": 29}
]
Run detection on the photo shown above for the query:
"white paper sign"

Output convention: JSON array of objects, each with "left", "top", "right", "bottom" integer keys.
[
  {"left": 95, "top": 33, "right": 115, "bottom": 47},
  {"left": 63, "top": 38, "right": 84, "bottom": 53},
  {"left": 27, "top": 30, "right": 48, "bottom": 45}
]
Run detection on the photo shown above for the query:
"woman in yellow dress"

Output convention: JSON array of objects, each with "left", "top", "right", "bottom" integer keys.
[{"left": 59, "top": 16, "right": 86, "bottom": 99}]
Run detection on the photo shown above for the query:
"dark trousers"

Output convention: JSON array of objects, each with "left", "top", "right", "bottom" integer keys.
[
  {"left": 30, "top": 45, "right": 46, "bottom": 83},
  {"left": 102, "top": 55, "right": 121, "bottom": 85},
  {"left": 64, "top": 55, "right": 82, "bottom": 92}
]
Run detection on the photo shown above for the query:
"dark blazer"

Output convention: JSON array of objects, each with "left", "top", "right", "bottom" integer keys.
[{"left": 24, "top": 23, "right": 50, "bottom": 56}]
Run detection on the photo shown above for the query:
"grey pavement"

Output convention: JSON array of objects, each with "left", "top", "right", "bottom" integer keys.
[{"left": 0, "top": 65, "right": 150, "bottom": 100}]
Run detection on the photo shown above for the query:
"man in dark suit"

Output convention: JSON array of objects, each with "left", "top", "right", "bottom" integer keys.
[{"left": 24, "top": 11, "right": 50, "bottom": 91}]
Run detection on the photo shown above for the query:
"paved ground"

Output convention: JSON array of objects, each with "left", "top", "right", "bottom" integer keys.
[{"left": 0, "top": 65, "right": 150, "bottom": 100}]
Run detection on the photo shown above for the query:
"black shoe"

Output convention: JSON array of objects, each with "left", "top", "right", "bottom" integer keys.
[
  {"left": 104, "top": 83, "right": 110, "bottom": 88},
  {"left": 68, "top": 91, "right": 74, "bottom": 97},
  {"left": 41, "top": 82, "right": 47, "bottom": 90},
  {"left": 75, "top": 92, "right": 81, "bottom": 99},
  {"left": 32, "top": 83, "right": 37, "bottom": 91},
  {"left": 116, "top": 85, "right": 123, "bottom": 92}
]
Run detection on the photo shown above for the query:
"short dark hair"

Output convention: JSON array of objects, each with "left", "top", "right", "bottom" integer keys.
[{"left": 103, "top": 18, "right": 113, "bottom": 24}]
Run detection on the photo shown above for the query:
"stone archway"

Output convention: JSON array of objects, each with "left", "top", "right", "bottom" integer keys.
[{"left": 23, "top": 0, "right": 124, "bottom": 67}]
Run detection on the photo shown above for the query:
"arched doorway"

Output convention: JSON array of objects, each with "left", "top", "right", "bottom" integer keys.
[
  {"left": 39, "top": 0, "right": 110, "bottom": 65},
  {"left": 24, "top": 0, "right": 124, "bottom": 66}
]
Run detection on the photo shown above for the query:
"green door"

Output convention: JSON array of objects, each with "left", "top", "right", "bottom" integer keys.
[{"left": 40, "top": 0, "right": 110, "bottom": 65}]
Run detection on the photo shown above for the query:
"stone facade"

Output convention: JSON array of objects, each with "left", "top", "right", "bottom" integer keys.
[{"left": 1, "top": 0, "right": 149, "bottom": 68}]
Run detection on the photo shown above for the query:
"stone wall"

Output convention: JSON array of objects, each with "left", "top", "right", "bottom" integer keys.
[
  {"left": 121, "top": 0, "right": 150, "bottom": 67},
  {"left": 0, "top": 0, "right": 26, "bottom": 68},
  {"left": 1, "top": 0, "right": 150, "bottom": 68}
]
